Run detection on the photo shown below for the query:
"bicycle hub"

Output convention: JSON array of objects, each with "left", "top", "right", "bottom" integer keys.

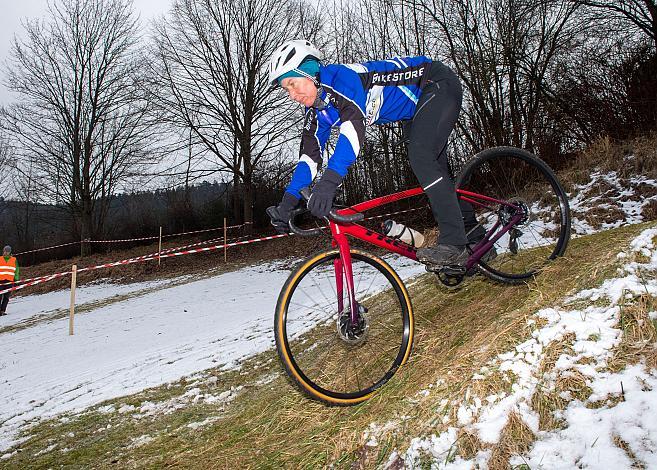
[{"left": 336, "top": 304, "right": 369, "bottom": 345}]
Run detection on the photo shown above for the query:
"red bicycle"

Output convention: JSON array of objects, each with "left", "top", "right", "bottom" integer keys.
[{"left": 272, "top": 147, "right": 571, "bottom": 405}]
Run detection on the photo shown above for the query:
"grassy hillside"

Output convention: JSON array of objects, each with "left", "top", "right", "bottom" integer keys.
[{"left": 2, "top": 221, "right": 655, "bottom": 469}]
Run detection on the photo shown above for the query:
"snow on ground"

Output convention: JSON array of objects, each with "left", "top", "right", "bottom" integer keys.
[
  {"left": 0, "top": 277, "right": 187, "bottom": 328},
  {"left": 479, "top": 167, "right": 657, "bottom": 255},
  {"left": 0, "top": 255, "right": 424, "bottom": 452},
  {"left": 391, "top": 226, "right": 657, "bottom": 469},
  {"left": 570, "top": 170, "right": 657, "bottom": 235}
]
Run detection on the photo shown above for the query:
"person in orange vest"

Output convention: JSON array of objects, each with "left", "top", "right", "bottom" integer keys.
[{"left": 0, "top": 245, "right": 20, "bottom": 316}]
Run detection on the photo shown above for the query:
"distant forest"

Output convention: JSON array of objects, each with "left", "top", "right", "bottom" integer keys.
[{"left": 0, "top": 181, "right": 281, "bottom": 263}]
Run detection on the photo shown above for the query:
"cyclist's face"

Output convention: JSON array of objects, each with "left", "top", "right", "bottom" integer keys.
[{"left": 281, "top": 77, "right": 317, "bottom": 107}]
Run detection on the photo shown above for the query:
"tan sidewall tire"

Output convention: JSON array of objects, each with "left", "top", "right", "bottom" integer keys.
[{"left": 274, "top": 249, "right": 414, "bottom": 405}]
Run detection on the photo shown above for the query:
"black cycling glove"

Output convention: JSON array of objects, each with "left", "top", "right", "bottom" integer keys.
[
  {"left": 307, "top": 169, "right": 343, "bottom": 218},
  {"left": 267, "top": 192, "right": 299, "bottom": 234}
]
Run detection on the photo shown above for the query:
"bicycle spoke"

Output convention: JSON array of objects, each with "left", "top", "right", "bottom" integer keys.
[
  {"left": 457, "top": 148, "right": 570, "bottom": 282},
  {"left": 277, "top": 251, "right": 412, "bottom": 399}
]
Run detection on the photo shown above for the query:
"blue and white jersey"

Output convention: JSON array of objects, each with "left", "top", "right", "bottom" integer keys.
[{"left": 286, "top": 56, "right": 432, "bottom": 198}]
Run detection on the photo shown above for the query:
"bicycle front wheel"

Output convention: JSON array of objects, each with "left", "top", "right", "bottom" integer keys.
[
  {"left": 456, "top": 146, "right": 571, "bottom": 284},
  {"left": 275, "top": 249, "right": 414, "bottom": 405}
]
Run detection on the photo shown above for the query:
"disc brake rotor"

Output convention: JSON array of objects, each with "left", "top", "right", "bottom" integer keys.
[
  {"left": 337, "top": 304, "right": 369, "bottom": 345},
  {"left": 506, "top": 197, "right": 531, "bottom": 226}
]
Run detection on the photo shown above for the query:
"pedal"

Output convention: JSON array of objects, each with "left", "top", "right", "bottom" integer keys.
[
  {"left": 424, "top": 263, "right": 466, "bottom": 274},
  {"left": 439, "top": 264, "right": 466, "bottom": 276}
]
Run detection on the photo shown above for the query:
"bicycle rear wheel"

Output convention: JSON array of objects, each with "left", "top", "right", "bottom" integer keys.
[
  {"left": 275, "top": 249, "right": 414, "bottom": 405},
  {"left": 456, "top": 146, "right": 571, "bottom": 284}
]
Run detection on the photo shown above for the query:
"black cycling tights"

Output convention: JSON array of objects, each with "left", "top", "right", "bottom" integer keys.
[{"left": 407, "top": 60, "right": 478, "bottom": 246}]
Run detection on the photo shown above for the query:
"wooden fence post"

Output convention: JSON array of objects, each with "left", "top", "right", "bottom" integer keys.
[
  {"left": 69, "top": 265, "right": 77, "bottom": 336},
  {"left": 158, "top": 226, "right": 163, "bottom": 267},
  {"left": 224, "top": 218, "right": 227, "bottom": 262}
]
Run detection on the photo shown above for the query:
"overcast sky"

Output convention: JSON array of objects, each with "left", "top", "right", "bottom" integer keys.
[{"left": 0, "top": 0, "right": 172, "bottom": 106}]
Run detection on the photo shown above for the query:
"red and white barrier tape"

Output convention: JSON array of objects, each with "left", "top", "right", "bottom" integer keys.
[
  {"left": 2, "top": 205, "right": 429, "bottom": 296},
  {"left": 362, "top": 205, "right": 428, "bottom": 222},
  {"left": 13, "top": 223, "right": 252, "bottom": 255},
  {"left": 87, "top": 223, "right": 250, "bottom": 243},
  {"left": 13, "top": 233, "right": 251, "bottom": 287},
  {"left": 162, "top": 223, "right": 251, "bottom": 239},
  {"left": 0, "top": 233, "right": 288, "bottom": 296},
  {"left": 14, "top": 241, "right": 83, "bottom": 256}
]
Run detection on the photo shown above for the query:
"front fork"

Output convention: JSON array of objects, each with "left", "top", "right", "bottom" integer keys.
[{"left": 330, "top": 222, "right": 359, "bottom": 325}]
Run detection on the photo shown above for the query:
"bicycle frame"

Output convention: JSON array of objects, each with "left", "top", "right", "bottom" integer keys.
[{"left": 329, "top": 186, "right": 524, "bottom": 322}]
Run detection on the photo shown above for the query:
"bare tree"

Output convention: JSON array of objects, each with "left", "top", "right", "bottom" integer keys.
[
  {"left": 1, "top": 0, "right": 162, "bottom": 251},
  {"left": 0, "top": 135, "right": 12, "bottom": 201},
  {"left": 405, "top": 0, "right": 582, "bottom": 158},
  {"left": 322, "top": 0, "right": 437, "bottom": 201},
  {"left": 150, "top": 0, "right": 321, "bottom": 228},
  {"left": 9, "top": 159, "right": 42, "bottom": 251},
  {"left": 568, "top": 0, "right": 657, "bottom": 47}
]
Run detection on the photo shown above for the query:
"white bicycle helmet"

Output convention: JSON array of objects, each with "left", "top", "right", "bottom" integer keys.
[{"left": 268, "top": 39, "right": 323, "bottom": 85}]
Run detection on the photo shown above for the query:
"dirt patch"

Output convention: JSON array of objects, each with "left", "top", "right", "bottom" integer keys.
[
  {"left": 573, "top": 205, "right": 627, "bottom": 229},
  {"left": 643, "top": 199, "right": 657, "bottom": 220}
]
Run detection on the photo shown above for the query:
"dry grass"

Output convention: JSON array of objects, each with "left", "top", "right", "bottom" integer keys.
[
  {"left": 532, "top": 370, "right": 592, "bottom": 431},
  {"left": 573, "top": 205, "right": 628, "bottom": 230},
  {"left": 529, "top": 336, "right": 592, "bottom": 431},
  {"left": 539, "top": 335, "right": 577, "bottom": 374},
  {"left": 613, "top": 434, "right": 645, "bottom": 469},
  {"left": 531, "top": 386, "right": 568, "bottom": 431},
  {"left": 635, "top": 183, "right": 657, "bottom": 199},
  {"left": 608, "top": 293, "right": 657, "bottom": 373},
  {"left": 643, "top": 200, "right": 657, "bottom": 220},
  {"left": 456, "top": 428, "right": 484, "bottom": 460},
  {"left": 554, "top": 370, "right": 593, "bottom": 403},
  {"left": 621, "top": 294, "right": 657, "bottom": 343},
  {"left": 628, "top": 134, "right": 657, "bottom": 179},
  {"left": 488, "top": 412, "right": 535, "bottom": 470},
  {"left": 564, "top": 134, "right": 657, "bottom": 185},
  {"left": 2, "top": 222, "right": 654, "bottom": 470}
]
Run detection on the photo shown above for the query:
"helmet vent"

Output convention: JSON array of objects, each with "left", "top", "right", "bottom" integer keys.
[{"left": 283, "top": 48, "right": 296, "bottom": 65}]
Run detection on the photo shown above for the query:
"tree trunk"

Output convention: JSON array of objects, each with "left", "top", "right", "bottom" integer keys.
[
  {"left": 79, "top": 205, "right": 94, "bottom": 256},
  {"left": 231, "top": 175, "right": 241, "bottom": 225},
  {"left": 242, "top": 182, "right": 253, "bottom": 235}
]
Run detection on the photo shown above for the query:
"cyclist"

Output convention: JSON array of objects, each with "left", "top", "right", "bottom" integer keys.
[{"left": 267, "top": 40, "right": 486, "bottom": 268}]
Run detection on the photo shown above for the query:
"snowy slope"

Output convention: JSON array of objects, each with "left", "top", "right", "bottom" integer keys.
[
  {"left": 0, "top": 277, "right": 185, "bottom": 326},
  {"left": 386, "top": 227, "right": 657, "bottom": 469},
  {"left": 0, "top": 256, "right": 424, "bottom": 452},
  {"left": 1, "top": 165, "right": 656, "bottom": 460}
]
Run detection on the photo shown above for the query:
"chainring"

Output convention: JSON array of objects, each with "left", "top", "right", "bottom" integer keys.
[{"left": 435, "top": 265, "right": 466, "bottom": 289}]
